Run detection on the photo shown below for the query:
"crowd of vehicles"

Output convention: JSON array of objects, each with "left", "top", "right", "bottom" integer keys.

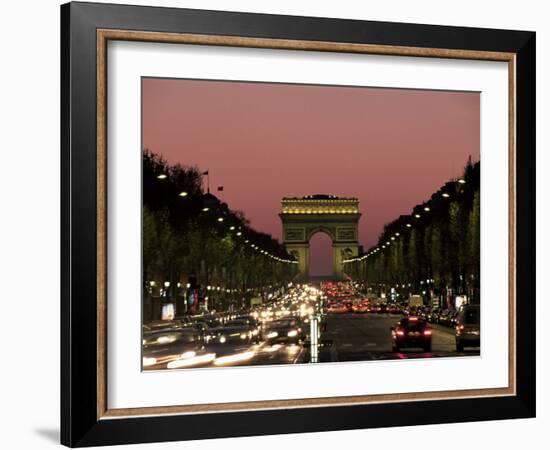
[
  {"left": 143, "top": 282, "right": 480, "bottom": 367},
  {"left": 320, "top": 282, "right": 480, "bottom": 354},
  {"left": 143, "top": 284, "right": 321, "bottom": 369}
]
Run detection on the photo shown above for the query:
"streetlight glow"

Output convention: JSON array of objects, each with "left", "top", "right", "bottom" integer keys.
[
  {"left": 415, "top": 214, "right": 421, "bottom": 218},
  {"left": 442, "top": 192, "right": 450, "bottom": 198},
  {"left": 179, "top": 191, "right": 188, "bottom": 197},
  {"left": 458, "top": 179, "right": 466, "bottom": 184},
  {"left": 202, "top": 207, "right": 209, "bottom": 212},
  {"left": 406, "top": 223, "right": 412, "bottom": 227},
  {"left": 217, "top": 217, "right": 224, "bottom": 222},
  {"left": 156, "top": 174, "right": 167, "bottom": 180},
  {"left": 424, "top": 207, "right": 430, "bottom": 212}
]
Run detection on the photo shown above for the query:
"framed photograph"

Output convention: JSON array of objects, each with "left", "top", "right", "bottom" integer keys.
[{"left": 61, "top": 2, "right": 536, "bottom": 447}]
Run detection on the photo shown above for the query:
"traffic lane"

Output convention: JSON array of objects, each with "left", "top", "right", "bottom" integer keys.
[
  {"left": 145, "top": 340, "right": 306, "bottom": 370},
  {"left": 321, "top": 313, "right": 478, "bottom": 361},
  {"left": 323, "top": 313, "right": 403, "bottom": 354}
]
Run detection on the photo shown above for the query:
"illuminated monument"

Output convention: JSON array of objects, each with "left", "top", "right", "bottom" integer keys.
[{"left": 280, "top": 195, "right": 362, "bottom": 280}]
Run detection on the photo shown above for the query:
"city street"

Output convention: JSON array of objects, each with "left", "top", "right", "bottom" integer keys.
[
  {"left": 317, "top": 313, "right": 479, "bottom": 362},
  {"left": 143, "top": 281, "right": 480, "bottom": 371}
]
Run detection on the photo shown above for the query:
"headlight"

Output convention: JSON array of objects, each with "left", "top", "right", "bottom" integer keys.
[
  {"left": 219, "top": 336, "right": 226, "bottom": 343},
  {"left": 267, "top": 331, "right": 278, "bottom": 339},
  {"left": 142, "top": 357, "right": 157, "bottom": 367},
  {"left": 240, "top": 333, "right": 248, "bottom": 340},
  {"left": 156, "top": 335, "right": 176, "bottom": 344},
  {"left": 181, "top": 351, "right": 196, "bottom": 359},
  {"left": 252, "top": 329, "right": 259, "bottom": 336},
  {"left": 287, "top": 330, "right": 298, "bottom": 337}
]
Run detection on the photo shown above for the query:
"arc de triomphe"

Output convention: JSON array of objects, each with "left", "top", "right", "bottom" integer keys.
[{"left": 279, "top": 195, "right": 362, "bottom": 280}]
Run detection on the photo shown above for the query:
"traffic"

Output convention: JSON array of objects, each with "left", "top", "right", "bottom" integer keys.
[{"left": 143, "top": 282, "right": 480, "bottom": 370}]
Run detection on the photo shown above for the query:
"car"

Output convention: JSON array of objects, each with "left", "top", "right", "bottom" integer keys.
[
  {"left": 352, "top": 303, "right": 369, "bottom": 313},
  {"left": 436, "top": 309, "right": 450, "bottom": 325},
  {"left": 327, "top": 303, "right": 348, "bottom": 314},
  {"left": 225, "top": 318, "right": 261, "bottom": 343},
  {"left": 428, "top": 308, "right": 441, "bottom": 323},
  {"left": 142, "top": 328, "right": 208, "bottom": 368},
  {"left": 205, "top": 321, "right": 256, "bottom": 346},
  {"left": 388, "top": 305, "right": 401, "bottom": 314},
  {"left": 439, "top": 309, "right": 457, "bottom": 327},
  {"left": 455, "top": 304, "right": 480, "bottom": 352},
  {"left": 390, "top": 316, "right": 432, "bottom": 352},
  {"left": 264, "top": 318, "right": 303, "bottom": 344}
]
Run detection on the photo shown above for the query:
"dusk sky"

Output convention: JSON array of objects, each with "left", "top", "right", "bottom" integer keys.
[{"left": 142, "top": 78, "right": 479, "bottom": 275}]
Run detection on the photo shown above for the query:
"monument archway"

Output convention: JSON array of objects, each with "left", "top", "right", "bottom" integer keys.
[{"left": 280, "top": 195, "right": 362, "bottom": 280}]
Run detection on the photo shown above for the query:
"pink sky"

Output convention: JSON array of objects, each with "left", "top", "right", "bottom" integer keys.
[{"left": 143, "top": 78, "right": 479, "bottom": 275}]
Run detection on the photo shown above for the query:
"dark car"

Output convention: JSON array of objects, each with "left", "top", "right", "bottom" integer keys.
[
  {"left": 428, "top": 308, "right": 441, "bottom": 323},
  {"left": 455, "top": 305, "right": 480, "bottom": 352},
  {"left": 264, "top": 318, "right": 303, "bottom": 344},
  {"left": 225, "top": 318, "right": 261, "bottom": 343},
  {"left": 142, "top": 328, "right": 207, "bottom": 368},
  {"left": 388, "top": 304, "right": 401, "bottom": 315},
  {"left": 419, "top": 307, "right": 431, "bottom": 321},
  {"left": 205, "top": 322, "right": 256, "bottom": 346},
  {"left": 182, "top": 320, "right": 212, "bottom": 339},
  {"left": 439, "top": 309, "right": 457, "bottom": 327},
  {"left": 436, "top": 309, "right": 450, "bottom": 325},
  {"left": 391, "top": 317, "right": 432, "bottom": 352}
]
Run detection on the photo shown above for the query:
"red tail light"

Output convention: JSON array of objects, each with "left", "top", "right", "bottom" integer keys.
[
  {"left": 409, "top": 316, "right": 418, "bottom": 321},
  {"left": 396, "top": 329, "right": 405, "bottom": 336},
  {"left": 423, "top": 329, "right": 432, "bottom": 336}
]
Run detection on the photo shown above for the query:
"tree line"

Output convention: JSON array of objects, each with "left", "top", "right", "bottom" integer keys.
[
  {"left": 344, "top": 160, "right": 480, "bottom": 307},
  {"left": 143, "top": 150, "right": 298, "bottom": 321}
]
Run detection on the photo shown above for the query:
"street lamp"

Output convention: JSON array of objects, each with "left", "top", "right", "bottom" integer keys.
[
  {"left": 179, "top": 191, "right": 188, "bottom": 197},
  {"left": 458, "top": 179, "right": 466, "bottom": 184},
  {"left": 217, "top": 217, "right": 224, "bottom": 222},
  {"left": 202, "top": 207, "right": 209, "bottom": 212},
  {"left": 406, "top": 223, "right": 412, "bottom": 227},
  {"left": 442, "top": 192, "right": 450, "bottom": 198},
  {"left": 156, "top": 174, "right": 167, "bottom": 180},
  {"left": 424, "top": 207, "right": 430, "bottom": 212},
  {"left": 414, "top": 214, "right": 421, "bottom": 218}
]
